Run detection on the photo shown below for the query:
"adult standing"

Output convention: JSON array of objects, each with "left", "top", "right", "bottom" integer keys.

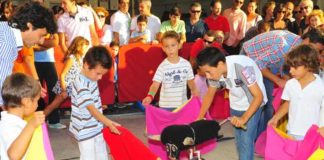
[
  {"left": 245, "top": 0, "right": 262, "bottom": 32},
  {"left": 204, "top": 0, "right": 230, "bottom": 41},
  {"left": 111, "top": 0, "right": 131, "bottom": 46},
  {"left": 184, "top": 2, "right": 208, "bottom": 42},
  {"left": 58, "top": 0, "right": 99, "bottom": 53},
  {"left": 0, "top": 1, "right": 56, "bottom": 108},
  {"left": 130, "top": 0, "right": 160, "bottom": 42},
  {"left": 223, "top": 0, "right": 247, "bottom": 55}
]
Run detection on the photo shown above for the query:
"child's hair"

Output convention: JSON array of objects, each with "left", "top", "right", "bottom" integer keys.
[
  {"left": 161, "top": 31, "right": 180, "bottom": 43},
  {"left": 257, "top": 21, "right": 271, "bottom": 33},
  {"left": 285, "top": 44, "right": 320, "bottom": 73},
  {"left": 65, "top": 36, "right": 89, "bottom": 61},
  {"left": 169, "top": 6, "right": 181, "bottom": 16},
  {"left": 196, "top": 47, "right": 226, "bottom": 67},
  {"left": 109, "top": 41, "right": 120, "bottom": 48},
  {"left": 1, "top": 73, "right": 41, "bottom": 109},
  {"left": 137, "top": 15, "right": 147, "bottom": 23},
  {"left": 83, "top": 46, "right": 113, "bottom": 69}
]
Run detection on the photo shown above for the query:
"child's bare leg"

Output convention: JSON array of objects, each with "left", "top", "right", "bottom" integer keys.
[{"left": 44, "top": 93, "right": 67, "bottom": 116}]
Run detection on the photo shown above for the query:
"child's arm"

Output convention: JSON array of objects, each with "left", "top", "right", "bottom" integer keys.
[
  {"left": 60, "top": 57, "right": 74, "bottom": 92},
  {"left": 268, "top": 100, "right": 289, "bottom": 127},
  {"left": 197, "top": 86, "right": 218, "bottom": 120},
  {"left": 7, "top": 111, "right": 45, "bottom": 160},
  {"left": 142, "top": 81, "right": 160, "bottom": 105},
  {"left": 231, "top": 83, "right": 263, "bottom": 128},
  {"left": 129, "top": 34, "right": 147, "bottom": 44},
  {"left": 187, "top": 79, "right": 200, "bottom": 97},
  {"left": 87, "top": 105, "right": 121, "bottom": 135}
]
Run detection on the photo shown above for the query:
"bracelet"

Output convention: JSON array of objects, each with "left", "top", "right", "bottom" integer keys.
[
  {"left": 146, "top": 94, "right": 154, "bottom": 101},
  {"left": 148, "top": 91, "right": 155, "bottom": 96}
]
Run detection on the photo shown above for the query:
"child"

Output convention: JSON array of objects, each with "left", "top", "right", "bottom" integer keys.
[
  {"left": 196, "top": 47, "right": 267, "bottom": 160},
  {"left": 44, "top": 37, "right": 89, "bottom": 126},
  {"left": 142, "top": 31, "right": 199, "bottom": 111},
  {"left": 0, "top": 73, "right": 45, "bottom": 160},
  {"left": 268, "top": 44, "right": 324, "bottom": 140},
  {"left": 110, "top": 41, "right": 119, "bottom": 83},
  {"left": 69, "top": 46, "right": 120, "bottom": 160},
  {"left": 129, "top": 15, "right": 152, "bottom": 44}
]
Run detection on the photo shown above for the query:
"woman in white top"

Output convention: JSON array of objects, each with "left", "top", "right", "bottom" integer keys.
[
  {"left": 246, "top": 0, "right": 262, "bottom": 31},
  {"left": 94, "top": 7, "right": 113, "bottom": 47}
]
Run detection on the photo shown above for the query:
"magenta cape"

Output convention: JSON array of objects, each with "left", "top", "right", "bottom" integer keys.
[
  {"left": 256, "top": 125, "right": 324, "bottom": 160},
  {"left": 145, "top": 96, "right": 217, "bottom": 160}
]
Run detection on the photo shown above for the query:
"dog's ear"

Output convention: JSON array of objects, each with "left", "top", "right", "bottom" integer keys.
[{"left": 183, "top": 137, "right": 195, "bottom": 146}]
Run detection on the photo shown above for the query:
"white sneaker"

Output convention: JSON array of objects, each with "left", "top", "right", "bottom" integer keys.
[{"left": 49, "top": 123, "right": 67, "bottom": 129}]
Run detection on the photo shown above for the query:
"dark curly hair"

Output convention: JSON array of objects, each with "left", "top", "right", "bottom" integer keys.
[{"left": 8, "top": 1, "right": 57, "bottom": 34}]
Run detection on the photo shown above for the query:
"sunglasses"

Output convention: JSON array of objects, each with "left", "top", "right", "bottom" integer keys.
[
  {"left": 300, "top": 6, "right": 309, "bottom": 10},
  {"left": 204, "top": 39, "right": 213, "bottom": 44},
  {"left": 278, "top": 10, "right": 286, "bottom": 14},
  {"left": 293, "top": 11, "right": 302, "bottom": 14},
  {"left": 97, "top": 15, "right": 105, "bottom": 18},
  {"left": 235, "top": 0, "right": 244, "bottom": 4},
  {"left": 191, "top": 10, "right": 201, "bottom": 13}
]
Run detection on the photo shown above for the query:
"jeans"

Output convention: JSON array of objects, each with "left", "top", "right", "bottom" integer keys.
[
  {"left": 257, "top": 77, "right": 274, "bottom": 137},
  {"left": 231, "top": 107, "right": 262, "bottom": 160}
]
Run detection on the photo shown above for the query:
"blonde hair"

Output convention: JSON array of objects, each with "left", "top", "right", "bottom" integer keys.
[
  {"left": 307, "top": 9, "right": 324, "bottom": 26},
  {"left": 65, "top": 36, "right": 89, "bottom": 61},
  {"left": 94, "top": 7, "right": 109, "bottom": 17}
]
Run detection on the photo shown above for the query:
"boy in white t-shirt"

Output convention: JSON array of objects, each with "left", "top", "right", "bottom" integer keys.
[
  {"left": 0, "top": 73, "right": 45, "bottom": 160},
  {"left": 196, "top": 47, "right": 267, "bottom": 160},
  {"left": 269, "top": 44, "right": 324, "bottom": 140},
  {"left": 142, "top": 31, "right": 199, "bottom": 110}
]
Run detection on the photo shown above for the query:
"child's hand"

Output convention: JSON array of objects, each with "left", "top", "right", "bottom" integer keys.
[
  {"left": 29, "top": 111, "right": 45, "bottom": 129},
  {"left": 318, "top": 127, "right": 324, "bottom": 137},
  {"left": 142, "top": 96, "right": 152, "bottom": 105},
  {"left": 102, "top": 105, "right": 108, "bottom": 110},
  {"left": 268, "top": 117, "right": 278, "bottom": 128},
  {"left": 230, "top": 116, "right": 247, "bottom": 129},
  {"left": 107, "top": 121, "right": 121, "bottom": 135}
]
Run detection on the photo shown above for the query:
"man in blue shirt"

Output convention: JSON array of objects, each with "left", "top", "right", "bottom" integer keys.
[{"left": 0, "top": 2, "right": 56, "bottom": 108}]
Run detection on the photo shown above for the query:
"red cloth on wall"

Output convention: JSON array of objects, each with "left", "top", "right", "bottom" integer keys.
[
  {"left": 102, "top": 126, "right": 158, "bottom": 160},
  {"left": 117, "top": 43, "right": 166, "bottom": 103}
]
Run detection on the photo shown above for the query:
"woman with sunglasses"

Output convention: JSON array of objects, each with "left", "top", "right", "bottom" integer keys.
[
  {"left": 245, "top": 0, "right": 262, "bottom": 32},
  {"left": 94, "top": 7, "right": 113, "bottom": 47},
  {"left": 270, "top": 3, "right": 288, "bottom": 30},
  {"left": 299, "top": 0, "right": 314, "bottom": 33}
]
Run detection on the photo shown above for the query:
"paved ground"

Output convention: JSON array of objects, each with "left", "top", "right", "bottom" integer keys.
[{"left": 49, "top": 111, "right": 264, "bottom": 160}]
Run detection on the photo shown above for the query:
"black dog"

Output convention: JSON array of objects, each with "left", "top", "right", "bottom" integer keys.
[{"left": 160, "top": 120, "right": 221, "bottom": 159}]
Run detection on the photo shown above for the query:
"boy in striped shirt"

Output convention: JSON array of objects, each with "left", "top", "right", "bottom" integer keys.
[{"left": 70, "top": 46, "right": 120, "bottom": 160}]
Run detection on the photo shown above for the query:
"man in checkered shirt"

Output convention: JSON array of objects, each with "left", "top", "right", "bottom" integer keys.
[{"left": 241, "top": 29, "right": 324, "bottom": 137}]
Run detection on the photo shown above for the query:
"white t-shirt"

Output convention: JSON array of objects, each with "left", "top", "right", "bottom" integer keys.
[
  {"left": 282, "top": 75, "right": 324, "bottom": 136},
  {"left": 0, "top": 111, "right": 27, "bottom": 160},
  {"left": 110, "top": 10, "right": 131, "bottom": 46},
  {"left": 208, "top": 55, "right": 267, "bottom": 111},
  {"left": 130, "top": 14, "right": 161, "bottom": 40},
  {"left": 57, "top": 5, "right": 94, "bottom": 46},
  {"left": 100, "top": 24, "right": 113, "bottom": 46},
  {"left": 153, "top": 57, "right": 194, "bottom": 108}
]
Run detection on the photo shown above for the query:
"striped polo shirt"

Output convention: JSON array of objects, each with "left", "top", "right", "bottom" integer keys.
[
  {"left": 0, "top": 22, "right": 23, "bottom": 106},
  {"left": 69, "top": 73, "right": 103, "bottom": 142}
]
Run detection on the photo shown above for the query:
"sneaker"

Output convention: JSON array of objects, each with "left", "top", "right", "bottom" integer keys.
[{"left": 49, "top": 123, "right": 67, "bottom": 129}]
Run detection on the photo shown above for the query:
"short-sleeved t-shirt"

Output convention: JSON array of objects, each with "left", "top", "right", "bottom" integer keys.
[
  {"left": 282, "top": 75, "right": 324, "bottom": 136},
  {"left": 153, "top": 57, "right": 194, "bottom": 108},
  {"left": 57, "top": 5, "right": 94, "bottom": 46},
  {"left": 0, "top": 111, "right": 27, "bottom": 160},
  {"left": 159, "top": 20, "right": 186, "bottom": 34},
  {"left": 208, "top": 55, "right": 267, "bottom": 111}
]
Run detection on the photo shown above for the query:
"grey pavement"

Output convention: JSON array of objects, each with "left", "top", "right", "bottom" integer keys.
[{"left": 49, "top": 113, "right": 264, "bottom": 160}]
